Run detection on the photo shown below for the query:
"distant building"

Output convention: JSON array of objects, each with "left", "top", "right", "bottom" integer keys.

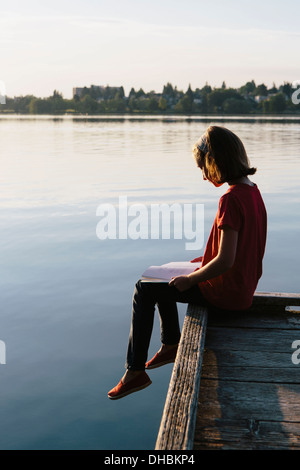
[
  {"left": 72, "top": 87, "right": 84, "bottom": 98},
  {"left": 73, "top": 85, "right": 123, "bottom": 99},
  {"left": 255, "top": 93, "right": 278, "bottom": 103},
  {"left": 254, "top": 95, "right": 268, "bottom": 103}
]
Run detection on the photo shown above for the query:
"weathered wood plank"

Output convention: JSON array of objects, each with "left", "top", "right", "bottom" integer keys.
[
  {"left": 253, "top": 292, "right": 300, "bottom": 306},
  {"left": 197, "top": 379, "right": 300, "bottom": 422},
  {"left": 155, "top": 305, "right": 208, "bottom": 450},
  {"left": 202, "top": 365, "right": 298, "bottom": 383},
  {"left": 194, "top": 418, "right": 300, "bottom": 450},
  {"left": 203, "top": 349, "right": 294, "bottom": 369},
  {"left": 205, "top": 327, "right": 300, "bottom": 352},
  {"left": 207, "top": 309, "right": 300, "bottom": 329}
]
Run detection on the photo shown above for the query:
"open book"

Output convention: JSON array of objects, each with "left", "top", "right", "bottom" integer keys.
[{"left": 141, "top": 261, "right": 202, "bottom": 282}]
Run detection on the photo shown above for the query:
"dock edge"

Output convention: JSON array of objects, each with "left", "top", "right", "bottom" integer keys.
[{"left": 155, "top": 304, "right": 208, "bottom": 450}]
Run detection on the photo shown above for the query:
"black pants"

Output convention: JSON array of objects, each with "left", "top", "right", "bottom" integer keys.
[{"left": 125, "top": 280, "right": 210, "bottom": 370}]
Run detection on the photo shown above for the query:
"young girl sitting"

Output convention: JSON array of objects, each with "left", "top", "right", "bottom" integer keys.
[{"left": 108, "top": 125, "right": 267, "bottom": 400}]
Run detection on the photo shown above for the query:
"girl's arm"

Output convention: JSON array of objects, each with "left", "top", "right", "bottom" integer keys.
[{"left": 169, "top": 226, "right": 238, "bottom": 292}]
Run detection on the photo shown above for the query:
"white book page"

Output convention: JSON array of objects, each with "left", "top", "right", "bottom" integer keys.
[{"left": 141, "top": 261, "right": 202, "bottom": 281}]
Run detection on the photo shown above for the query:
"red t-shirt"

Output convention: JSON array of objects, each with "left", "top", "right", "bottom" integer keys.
[{"left": 199, "top": 183, "right": 267, "bottom": 310}]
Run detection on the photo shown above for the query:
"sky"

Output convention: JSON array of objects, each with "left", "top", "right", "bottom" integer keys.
[{"left": 1, "top": 0, "right": 300, "bottom": 98}]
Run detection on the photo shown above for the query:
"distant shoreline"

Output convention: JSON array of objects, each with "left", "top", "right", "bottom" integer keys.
[
  {"left": 1, "top": 113, "right": 300, "bottom": 122},
  {"left": 1, "top": 82, "right": 299, "bottom": 115}
]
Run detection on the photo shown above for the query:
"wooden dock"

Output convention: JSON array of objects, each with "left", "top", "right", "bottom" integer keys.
[{"left": 155, "top": 292, "right": 300, "bottom": 450}]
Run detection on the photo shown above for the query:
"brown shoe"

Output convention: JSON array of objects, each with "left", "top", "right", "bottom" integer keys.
[
  {"left": 108, "top": 371, "right": 152, "bottom": 400},
  {"left": 145, "top": 346, "right": 178, "bottom": 370}
]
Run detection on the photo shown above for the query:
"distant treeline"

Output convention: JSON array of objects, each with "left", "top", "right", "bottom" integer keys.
[{"left": 1, "top": 81, "right": 299, "bottom": 115}]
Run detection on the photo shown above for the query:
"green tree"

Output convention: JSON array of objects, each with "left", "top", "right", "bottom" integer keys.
[
  {"left": 128, "top": 96, "right": 137, "bottom": 112},
  {"left": 52, "top": 90, "right": 63, "bottom": 99},
  {"left": 199, "top": 94, "right": 208, "bottom": 113},
  {"left": 239, "top": 80, "right": 256, "bottom": 95},
  {"left": 103, "top": 86, "right": 113, "bottom": 100},
  {"left": 29, "top": 98, "right": 51, "bottom": 114},
  {"left": 268, "top": 82, "right": 278, "bottom": 95},
  {"left": 79, "top": 94, "right": 98, "bottom": 114},
  {"left": 174, "top": 95, "right": 193, "bottom": 113},
  {"left": 185, "top": 84, "right": 194, "bottom": 102},
  {"left": 280, "top": 82, "right": 293, "bottom": 99},
  {"left": 207, "top": 88, "right": 240, "bottom": 112},
  {"left": 47, "top": 90, "right": 66, "bottom": 113},
  {"left": 147, "top": 97, "right": 159, "bottom": 112},
  {"left": 223, "top": 98, "right": 251, "bottom": 114},
  {"left": 174, "top": 85, "right": 194, "bottom": 113},
  {"left": 13, "top": 95, "right": 35, "bottom": 113},
  {"left": 115, "top": 98, "right": 126, "bottom": 112},
  {"left": 128, "top": 88, "right": 136, "bottom": 99},
  {"left": 135, "top": 88, "right": 145, "bottom": 99},
  {"left": 133, "top": 96, "right": 148, "bottom": 112},
  {"left": 158, "top": 97, "right": 167, "bottom": 111},
  {"left": 118, "top": 87, "right": 125, "bottom": 99},
  {"left": 201, "top": 83, "right": 212, "bottom": 95},
  {"left": 162, "top": 82, "right": 176, "bottom": 99},
  {"left": 255, "top": 84, "right": 268, "bottom": 96},
  {"left": 268, "top": 93, "right": 286, "bottom": 113},
  {"left": 105, "top": 97, "right": 126, "bottom": 113}
]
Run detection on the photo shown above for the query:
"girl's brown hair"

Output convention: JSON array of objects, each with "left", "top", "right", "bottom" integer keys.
[{"left": 193, "top": 126, "right": 256, "bottom": 185}]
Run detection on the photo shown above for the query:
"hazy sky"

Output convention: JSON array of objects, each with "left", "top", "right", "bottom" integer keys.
[{"left": 1, "top": 0, "right": 299, "bottom": 98}]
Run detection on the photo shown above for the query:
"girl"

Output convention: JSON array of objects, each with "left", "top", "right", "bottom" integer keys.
[{"left": 108, "top": 125, "right": 267, "bottom": 400}]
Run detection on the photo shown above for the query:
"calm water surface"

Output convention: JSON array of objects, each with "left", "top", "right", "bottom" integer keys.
[{"left": 0, "top": 115, "right": 299, "bottom": 449}]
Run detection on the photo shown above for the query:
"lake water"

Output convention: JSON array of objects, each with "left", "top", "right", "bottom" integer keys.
[{"left": 0, "top": 115, "right": 299, "bottom": 450}]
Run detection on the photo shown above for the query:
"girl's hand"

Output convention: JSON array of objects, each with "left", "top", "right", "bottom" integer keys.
[{"left": 169, "top": 275, "right": 192, "bottom": 292}]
